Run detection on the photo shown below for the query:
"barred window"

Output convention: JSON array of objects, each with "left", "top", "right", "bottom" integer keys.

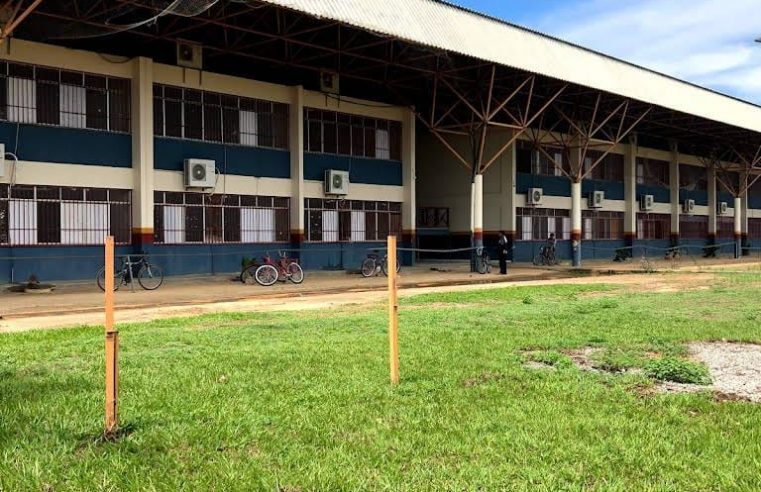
[
  {"left": 516, "top": 142, "right": 565, "bottom": 176},
  {"left": 0, "top": 185, "right": 131, "bottom": 245},
  {"left": 585, "top": 151, "right": 624, "bottom": 182},
  {"left": 636, "top": 157, "right": 670, "bottom": 187},
  {"left": 680, "top": 164, "right": 707, "bottom": 191},
  {"left": 749, "top": 218, "right": 761, "bottom": 239},
  {"left": 582, "top": 210, "right": 624, "bottom": 240},
  {"left": 153, "top": 192, "right": 289, "bottom": 244},
  {"left": 0, "top": 61, "right": 130, "bottom": 132},
  {"left": 516, "top": 207, "right": 570, "bottom": 241},
  {"left": 417, "top": 207, "right": 449, "bottom": 229},
  {"left": 637, "top": 213, "right": 670, "bottom": 240},
  {"left": 153, "top": 84, "right": 289, "bottom": 150},
  {"left": 304, "top": 199, "right": 401, "bottom": 242},
  {"left": 680, "top": 215, "right": 708, "bottom": 239},
  {"left": 304, "top": 109, "right": 402, "bottom": 161},
  {"left": 717, "top": 217, "right": 735, "bottom": 239}
]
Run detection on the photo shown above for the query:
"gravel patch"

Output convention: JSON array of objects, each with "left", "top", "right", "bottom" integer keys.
[{"left": 688, "top": 342, "right": 761, "bottom": 403}]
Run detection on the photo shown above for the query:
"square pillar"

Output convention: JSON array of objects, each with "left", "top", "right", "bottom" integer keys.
[
  {"left": 499, "top": 133, "right": 516, "bottom": 259},
  {"left": 623, "top": 135, "right": 637, "bottom": 248},
  {"left": 401, "top": 108, "right": 416, "bottom": 265},
  {"left": 289, "top": 86, "right": 305, "bottom": 248},
  {"left": 707, "top": 166, "right": 717, "bottom": 243},
  {"left": 669, "top": 143, "right": 680, "bottom": 245},
  {"left": 131, "top": 57, "right": 154, "bottom": 247}
]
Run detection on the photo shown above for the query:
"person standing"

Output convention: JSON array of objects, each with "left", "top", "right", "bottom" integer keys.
[{"left": 497, "top": 231, "right": 509, "bottom": 275}]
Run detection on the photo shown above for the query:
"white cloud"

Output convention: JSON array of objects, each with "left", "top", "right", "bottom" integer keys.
[{"left": 534, "top": 0, "right": 761, "bottom": 103}]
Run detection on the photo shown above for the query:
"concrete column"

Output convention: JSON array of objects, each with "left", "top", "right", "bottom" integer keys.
[
  {"left": 401, "top": 108, "right": 416, "bottom": 265},
  {"left": 131, "top": 57, "right": 154, "bottom": 247},
  {"left": 741, "top": 193, "right": 749, "bottom": 253},
  {"left": 571, "top": 181, "right": 582, "bottom": 267},
  {"left": 623, "top": 135, "right": 637, "bottom": 250},
  {"left": 500, "top": 134, "right": 516, "bottom": 260},
  {"left": 289, "top": 86, "right": 305, "bottom": 248},
  {"left": 707, "top": 167, "right": 717, "bottom": 244},
  {"left": 472, "top": 173, "right": 484, "bottom": 249},
  {"left": 669, "top": 143, "right": 680, "bottom": 245},
  {"left": 735, "top": 196, "right": 743, "bottom": 259}
]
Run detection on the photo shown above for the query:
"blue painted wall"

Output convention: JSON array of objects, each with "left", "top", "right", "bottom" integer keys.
[
  {"left": 154, "top": 137, "right": 290, "bottom": 178},
  {"left": 750, "top": 194, "right": 761, "bottom": 210},
  {"left": 636, "top": 184, "right": 670, "bottom": 203},
  {"left": 304, "top": 153, "right": 402, "bottom": 186},
  {"left": 516, "top": 174, "right": 624, "bottom": 200},
  {"left": 0, "top": 122, "right": 131, "bottom": 167},
  {"left": 299, "top": 242, "right": 390, "bottom": 271},
  {"left": 0, "top": 245, "right": 133, "bottom": 283}
]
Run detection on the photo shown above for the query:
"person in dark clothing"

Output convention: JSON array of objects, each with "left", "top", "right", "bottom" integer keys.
[{"left": 497, "top": 231, "right": 509, "bottom": 274}]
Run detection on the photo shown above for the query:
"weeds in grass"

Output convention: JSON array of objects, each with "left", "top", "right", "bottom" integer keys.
[{"left": 644, "top": 357, "right": 711, "bottom": 385}]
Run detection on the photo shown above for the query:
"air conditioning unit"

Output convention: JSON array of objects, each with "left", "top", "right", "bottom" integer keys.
[
  {"left": 588, "top": 190, "right": 605, "bottom": 208},
  {"left": 527, "top": 187, "right": 543, "bottom": 206},
  {"left": 325, "top": 169, "right": 349, "bottom": 195},
  {"left": 683, "top": 199, "right": 696, "bottom": 214},
  {"left": 640, "top": 194, "right": 654, "bottom": 211},
  {"left": 177, "top": 41, "right": 202, "bottom": 69},
  {"left": 184, "top": 159, "right": 216, "bottom": 188},
  {"left": 718, "top": 201, "right": 728, "bottom": 215},
  {"left": 320, "top": 71, "right": 339, "bottom": 94}
]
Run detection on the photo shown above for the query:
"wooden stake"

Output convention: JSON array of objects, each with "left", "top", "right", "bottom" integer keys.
[
  {"left": 388, "top": 235, "right": 400, "bottom": 385},
  {"left": 104, "top": 236, "right": 118, "bottom": 433}
]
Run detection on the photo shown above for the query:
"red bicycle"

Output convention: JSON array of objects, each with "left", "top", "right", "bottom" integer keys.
[{"left": 245, "top": 252, "right": 304, "bottom": 286}]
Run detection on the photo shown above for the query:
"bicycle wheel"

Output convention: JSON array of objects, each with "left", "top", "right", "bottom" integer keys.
[
  {"left": 241, "top": 265, "right": 258, "bottom": 284},
  {"left": 533, "top": 253, "right": 542, "bottom": 266},
  {"left": 137, "top": 263, "right": 164, "bottom": 290},
  {"left": 97, "top": 266, "right": 122, "bottom": 292},
  {"left": 361, "top": 258, "right": 377, "bottom": 277},
  {"left": 477, "top": 255, "right": 489, "bottom": 274},
  {"left": 287, "top": 262, "right": 304, "bottom": 284},
  {"left": 254, "top": 264, "right": 279, "bottom": 286}
]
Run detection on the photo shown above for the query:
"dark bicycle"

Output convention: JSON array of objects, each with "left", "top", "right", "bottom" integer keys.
[
  {"left": 361, "top": 250, "right": 400, "bottom": 277},
  {"left": 475, "top": 247, "right": 491, "bottom": 274},
  {"left": 533, "top": 246, "right": 557, "bottom": 266},
  {"left": 97, "top": 254, "right": 164, "bottom": 291}
]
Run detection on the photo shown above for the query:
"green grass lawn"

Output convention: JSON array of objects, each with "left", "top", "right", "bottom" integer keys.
[{"left": 2, "top": 276, "right": 761, "bottom": 491}]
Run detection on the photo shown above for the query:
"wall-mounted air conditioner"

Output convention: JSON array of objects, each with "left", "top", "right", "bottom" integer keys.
[
  {"left": 184, "top": 159, "right": 216, "bottom": 188},
  {"left": 718, "top": 201, "right": 728, "bottom": 215},
  {"left": 177, "top": 40, "right": 203, "bottom": 70},
  {"left": 640, "top": 194, "right": 654, "bottom": 211},
  {"left": 320, "top": 71, "right": 339, "bottom": 94},
  {"left": 588, "top": 190, "right": 605, "bottom": 208},
  {"left": 527, "top": 187, "right": 543, "bottom": 206},
  {"left": 325, "top": 169, "right": 349, "bottom": 195},
  {"left": 683, "top": 199, "right": 696, "bottom": 214}
]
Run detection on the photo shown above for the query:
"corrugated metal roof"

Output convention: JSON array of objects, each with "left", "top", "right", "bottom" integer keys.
[{"left": 263, "top": 0, "right": 761, "bottom": 135}]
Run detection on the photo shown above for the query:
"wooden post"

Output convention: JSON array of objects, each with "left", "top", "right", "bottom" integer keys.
[
  {"left": 104, "top": 236, "right": 118, "bottom": 433},
  {"left": 388, "top": 235, "right": 400, "bottom": 385}
]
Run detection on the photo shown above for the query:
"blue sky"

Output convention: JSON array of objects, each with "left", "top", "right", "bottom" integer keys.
[{"left": 452, "top": 0, "right": 761, "bottom": 104}]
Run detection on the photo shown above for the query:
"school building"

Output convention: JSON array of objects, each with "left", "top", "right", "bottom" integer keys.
[{"left": 1, "top": 0, "right": 760, "bottom": 282}]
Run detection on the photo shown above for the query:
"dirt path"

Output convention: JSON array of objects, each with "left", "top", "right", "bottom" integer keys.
[{"left": 0, "top": 271, "right": 721, "bottom": 333}]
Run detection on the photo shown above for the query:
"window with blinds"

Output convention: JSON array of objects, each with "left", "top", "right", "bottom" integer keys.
[
  {"left": 304, "top": 199, "right": 401, "bottom": 242},
  {"left": 303, "top": 109, "right": 402, "bottom": 161}
]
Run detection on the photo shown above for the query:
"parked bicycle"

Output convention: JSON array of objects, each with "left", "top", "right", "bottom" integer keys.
[
  {"left": 533, "top": 246, "right": 558, "bottom": 266},
  {"left": 242, "top": 252, "right": 304, "bottom": 286},
  {"left": 97, "top": 254, "right": 164, "bottom": 291},
  {"left": 475, "top": 247, "right": 491, "bottom": 274},
  {"left": 361, "top": 250, "right": 400, "bottom": 277}
]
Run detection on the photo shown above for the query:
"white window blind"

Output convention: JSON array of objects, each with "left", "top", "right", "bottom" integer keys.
[
  {"left": 163, "top": 205, "right": 185, "bottom": 244},
  {"left": 562, "top": 218, "right": 571, "bottom": 240},
  {"left": 239, "top": 110, "right": 258, "bottom": 146},
  {"left": 351, "top": 211, "right": 366, "bottom": 241},
  {"left": 241, "top": 207, "right": 275, "bottom": 243},
  {"left": 375, "top": 129, "right": 390, "bottom": 160},
  {"left": 8, "top": 77, "right": 36, "bottom": 123},
  {"left": 521, "top": 216, "right": 532, "bottom": 240},
  {"left": 322, "top": 210, "right": 339, "bottom": 242},
  {"left": 583, "top": 218, "right": 593, "bottom": 240},
  {"left": 61, "top": 202, "right": 109, "bottom": 244},
  {"left": 554, "top": 152, "right": 563, "bottom": 176},
  {"left": 9, "top": 200, "right": 37, "bottom": 245},
  {"left": 59, "top": 84, "right": 87, "bottom": 129}
]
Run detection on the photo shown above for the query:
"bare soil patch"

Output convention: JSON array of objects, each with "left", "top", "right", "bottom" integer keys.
[{"left": 688, "top": 342, "right": 761, "bottom": 403}]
